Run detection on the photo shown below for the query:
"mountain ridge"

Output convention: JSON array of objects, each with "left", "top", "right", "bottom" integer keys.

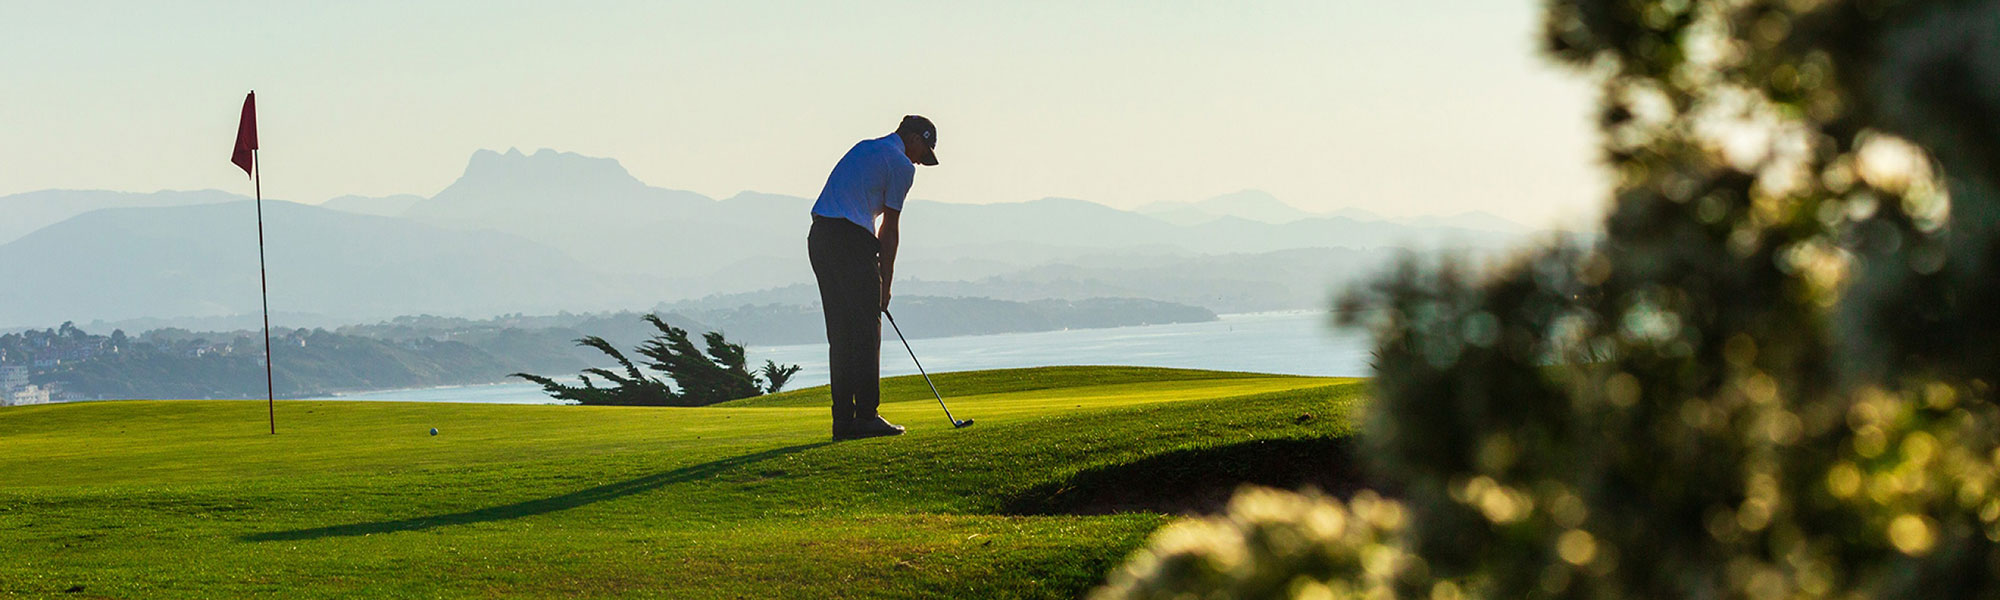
[
  {"left": 0, "top": 200, "right": 638, "bottom": 327},
  {"left": 1139, "top": 188, "right": 1526, "bottom": 233},
  {"left": 0, "top": 148, "right": 1540, "bottom": 328}
]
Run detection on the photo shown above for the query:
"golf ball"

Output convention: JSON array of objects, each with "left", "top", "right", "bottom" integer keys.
[{"left": 429, "top": 428, "right": 439, "bottom": 436}]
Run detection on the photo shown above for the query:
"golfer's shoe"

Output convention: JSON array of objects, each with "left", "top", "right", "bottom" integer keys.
[
  {"left": 847, "top": 415, "right": 906, "bottom": 439},
  {"left": 831, "top": 419, "right": 857, "bottom": 441}
]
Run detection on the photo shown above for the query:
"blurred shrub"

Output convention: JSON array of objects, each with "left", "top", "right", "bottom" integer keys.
[
  {"left": 1093, "top": 489, "right": 1426, "bottom": 600},
  {"left": 1100, "top": 1, "right": 2000, "bottom": 597}
]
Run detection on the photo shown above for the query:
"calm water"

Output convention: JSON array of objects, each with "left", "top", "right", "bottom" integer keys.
[{"left": 305, "top": 311, "right": 1375, "bottom": 404}]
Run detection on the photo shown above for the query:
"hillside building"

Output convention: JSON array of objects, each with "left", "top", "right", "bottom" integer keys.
[
  {"left": 1, "top": 366, "right": 56, "bottom": 407},
  {"left": 0, "top": 366, "right": 26, "bottom": 390},
  {"left": 5, "top": 384, "right": 52, "bottom": 407}
]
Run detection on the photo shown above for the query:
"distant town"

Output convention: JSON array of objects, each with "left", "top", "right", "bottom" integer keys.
[
  {"left": 1, "top": 365, "right": 55, "bottom": 406},
  {"left": 0, "top": 324, "right": 103, "bottom": 406},
  {"left": 0, "top": 297, "right": 1218, "bottom": 404},
  {"left": 0, "top": 322, "right": 262, "bottom": 406}
]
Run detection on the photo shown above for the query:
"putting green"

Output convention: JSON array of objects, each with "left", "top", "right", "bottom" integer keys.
[{"left": 0, "top": 366, "right": 1362, "bottom": 599}]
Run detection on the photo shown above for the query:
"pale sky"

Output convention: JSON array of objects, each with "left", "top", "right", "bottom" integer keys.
[{"left": 1, "top": 1, "right": 1606, "bottom": 227}]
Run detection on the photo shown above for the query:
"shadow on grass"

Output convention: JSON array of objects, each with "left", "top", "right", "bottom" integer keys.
[
  {"left": 1002, "top": 437, "right": 1366, "bottom": 516},
  {"left": 243, "top": 442, "right": 830, "bottom": 542}
]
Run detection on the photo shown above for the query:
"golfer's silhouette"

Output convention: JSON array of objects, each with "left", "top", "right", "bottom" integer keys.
[{"left": 808, "top": 115, "right": 938, "bottom": 440}]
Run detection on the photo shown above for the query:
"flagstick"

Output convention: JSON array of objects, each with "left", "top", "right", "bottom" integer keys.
[{"left": 254, "top": 148, "right": 275, "bottom": 435}]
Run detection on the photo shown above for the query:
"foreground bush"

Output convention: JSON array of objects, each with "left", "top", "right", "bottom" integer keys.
[
  {"left": 1103, "top": 1, "right": 2000, "bottom": 597},
  {"left": 1094, "top": 488, "right": 1423, "bottom": 600}
]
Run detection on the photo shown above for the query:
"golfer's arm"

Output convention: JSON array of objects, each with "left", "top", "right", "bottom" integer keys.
[{"left": 878, "top": 209, "right": 900, "bottom": 287}]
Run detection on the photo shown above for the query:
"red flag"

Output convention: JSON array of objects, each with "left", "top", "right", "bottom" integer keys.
[{"left": 231, "top": 92, "right": 258, "bottom": 177}]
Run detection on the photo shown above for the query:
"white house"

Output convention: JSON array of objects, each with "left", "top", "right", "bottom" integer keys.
[
  {"left": 5, "top": 384, "right": 52, "bottom": 407},
  {"left": 0, "top": 366, "right": 56, "bottom": 407}
]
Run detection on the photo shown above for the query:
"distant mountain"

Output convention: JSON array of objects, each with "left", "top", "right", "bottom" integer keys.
[
  {"left": 1326, "top": 207, "right": 1388, "bottom": 221},
  {"left": 903, "top": 196, "right": 1516, "bottom": 254},
  {"left": 1401, "top": 211, "right": 1530, "bottom": 233},
  {"left": 1205, "top": 190, "right": 1317, "bottom": 223},
  {"left": 1141, "top": 190, "right": 1319, "bottom": 225},
  {"left": 1139, "top": 189, "right": 1525, "bottom": 234},
  {"left": 0, "top": 188, "right": 247, "bottom": 244},
  {"left": 0, "top": 201, "right": 639, "bottom": 327},
  {"left": 1, "top": 148, "right": 1547, "bottom": 328},
  {"left": 903, "top": 197, "right": 1182, "bottom": 249},
  {"left": 322, "top": 194, "right": 425, "bottom": 217},
  {"left": 405, "top": 148, "right": 713, "bottom": 229},
  {"left": 667, "top": 246, "right": 1407, "bottom": 314},
  {"left": 403, "top": 148, "right": 797, "bottom": 280},
  {"left": 398, "top": 151, "right": 1523, "bottom": 282}
]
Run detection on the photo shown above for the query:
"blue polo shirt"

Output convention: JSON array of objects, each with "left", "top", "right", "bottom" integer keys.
[{"left": 810, "top": 134, "right": 915, "bottom": 235}]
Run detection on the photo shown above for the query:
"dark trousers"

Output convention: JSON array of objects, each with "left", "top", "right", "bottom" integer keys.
[{"left": 808, "top": 216, "right": 882, "bottom": 424}]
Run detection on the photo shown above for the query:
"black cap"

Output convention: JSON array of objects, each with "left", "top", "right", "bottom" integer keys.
[{"left": 897, "top": 115, "right": 938, "bottom": 166}]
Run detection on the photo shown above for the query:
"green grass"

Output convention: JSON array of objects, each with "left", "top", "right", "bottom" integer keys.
[
  {"left": 726, "top": 366, "right": 1293, "bottom": 408},
  {"left": 0, "top": 366, "right": 1363, "bottom": 599}
]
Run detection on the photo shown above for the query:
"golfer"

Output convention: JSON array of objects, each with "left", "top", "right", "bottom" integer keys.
[{"left": 809, "top": 115, "right": 939, "bottom": 440}]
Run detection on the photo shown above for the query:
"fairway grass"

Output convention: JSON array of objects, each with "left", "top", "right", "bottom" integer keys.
[{"left": 0, "top": 366, "right": 1363, "bottom": 599}]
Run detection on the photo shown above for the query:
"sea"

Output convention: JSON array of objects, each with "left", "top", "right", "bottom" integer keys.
[{"left": 301, "top": 310, "right": 1375, "bottom": 405}]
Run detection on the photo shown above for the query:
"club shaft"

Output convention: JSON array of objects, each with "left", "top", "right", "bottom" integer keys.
[{"left": 883, "top": 310, "right": 956, "bottom": 423}]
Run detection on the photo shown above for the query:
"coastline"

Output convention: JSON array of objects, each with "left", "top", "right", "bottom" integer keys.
[{"left": 300, "top": 310, "right": 1362, "bottom": 404}]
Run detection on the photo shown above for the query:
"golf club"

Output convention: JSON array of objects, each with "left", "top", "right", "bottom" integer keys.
[{"left": 883, "top": 309, "right": 973, "bottom": 428}]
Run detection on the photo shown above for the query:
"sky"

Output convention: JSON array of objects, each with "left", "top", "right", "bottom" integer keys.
[{"left": 0, "top": 1, "right": 1607, "bottom": 227}]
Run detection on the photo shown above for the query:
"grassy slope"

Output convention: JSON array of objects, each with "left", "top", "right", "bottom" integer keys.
[
  {"left": 723, "top": 366, "right": 1291, "bottom": 408},
  {"left": 0, "top": 366, "right": 1362, "bottom": 599}
]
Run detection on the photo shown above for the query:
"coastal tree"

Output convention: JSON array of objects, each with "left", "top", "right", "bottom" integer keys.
[
  {"left": 514, "top": 314, "right": 800, "bottom": 406},
  {"left": 760, "top": 360, "right": 802, "bottom": 395}
]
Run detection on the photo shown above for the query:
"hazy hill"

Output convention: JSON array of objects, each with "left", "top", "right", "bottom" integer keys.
[
  {"left": 401, "top": 148, "right": 731, "bottom": 278},
  {"left": 0, "top": 188, "right": 246, "bottom": 244},
  {"left": 322, "top": 194, "right": 425, "bottom": 217},
  {"left": 1140, "top": 190, "right": 1324, "bottom": 225},
  {"left": 405, "top": 148, "right": 715, "bottom": 229},
  {"left": 1399, "top": 212, "right": 1532, "bottom": 233},
  {"left": 666, "top": 246, "right": 1402, "bottom": 314},
  {"left": 1139, "top": 188, "right": 1527, "bottom": 235},
  {"left": 0, "top": 201, "right": 637, "bottom": 326},
  {"left": 1, "top": 148, "right": 1542, "bottom": 328},
  {"left": 395, "top": 149, "right": 1522, "bottom": 282}
]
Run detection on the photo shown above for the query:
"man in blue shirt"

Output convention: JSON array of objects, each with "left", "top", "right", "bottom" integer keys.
[{"left": 809, "top": 115, "right": 939, "bottom": 440}]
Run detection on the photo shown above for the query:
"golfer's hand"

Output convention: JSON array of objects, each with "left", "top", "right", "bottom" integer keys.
[{"left": 880, "top": 282, "right": 892, "bottom": 312}]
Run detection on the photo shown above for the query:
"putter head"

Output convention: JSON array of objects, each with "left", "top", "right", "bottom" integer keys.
[{"left": 953, "top": 419, "right": 975, "bottom": 428}]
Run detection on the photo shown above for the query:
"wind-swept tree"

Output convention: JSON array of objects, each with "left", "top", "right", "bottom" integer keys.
[
  {"left": 760, "top": 360, "right": 802, "bottom": 395},
  {"left": 513, "top": 314, "right": 799, "bottom": 406}
]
